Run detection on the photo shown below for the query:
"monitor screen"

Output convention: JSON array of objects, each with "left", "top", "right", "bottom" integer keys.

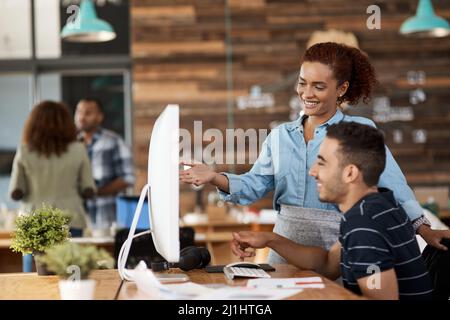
[{"left": 148, "top": 104, "right": 180, "bottom": 263}]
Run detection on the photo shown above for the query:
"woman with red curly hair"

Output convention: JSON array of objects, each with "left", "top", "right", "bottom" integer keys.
[
  {"left": 9, "top": 101, "right": 96, "bottom": 237},
  {"left": 181, "top": 42, "right": 450, "bottom": 263}
]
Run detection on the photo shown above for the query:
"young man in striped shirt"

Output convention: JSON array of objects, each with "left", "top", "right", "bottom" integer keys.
[{"left": 232, "top": 122, "right": 433, "bottom": 300}]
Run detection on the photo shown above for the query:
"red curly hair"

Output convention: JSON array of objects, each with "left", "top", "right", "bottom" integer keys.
[
  {"left": 302, "top": 42, "right": 377, "bottom": 105},
  {"left": 23, "top": 101, "right": 77, "bottom": 157}
]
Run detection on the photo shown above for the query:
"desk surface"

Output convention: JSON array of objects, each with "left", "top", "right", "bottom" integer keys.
[{"left": 0, "top": 265, "right": 362, "bottom": 300}]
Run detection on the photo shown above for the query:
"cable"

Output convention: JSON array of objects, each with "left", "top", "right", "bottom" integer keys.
[
  {"left": 117, "top": 183, "right": 151, "bottom": 281},
  {"left": 118, "top": 229, "right": 152, "bottom": 280},
  {"left": 117, "top": 229, "right": 152, "bottom": 281},
  {"left": 114, "top": 279, "right": 124, "bottom": 300}
]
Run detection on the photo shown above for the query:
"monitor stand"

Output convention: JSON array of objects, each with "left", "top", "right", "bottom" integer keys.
[
  {"left": 117, "top": 184, "right": 187, "bottom": 282},
  {"left": 117, "top": 183, "right": 151, "bottom": 280}
]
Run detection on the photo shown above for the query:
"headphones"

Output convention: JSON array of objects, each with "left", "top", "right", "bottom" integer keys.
[
  {"left": 150, "top": 246, "right": 211, "bottom": 272},
  {"left": 178, "top": 246, "right": 211, "bottom": 271}
]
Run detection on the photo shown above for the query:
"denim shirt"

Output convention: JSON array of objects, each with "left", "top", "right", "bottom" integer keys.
[{"left": 218, "top": 109, "right": 423, "bottom": 221}]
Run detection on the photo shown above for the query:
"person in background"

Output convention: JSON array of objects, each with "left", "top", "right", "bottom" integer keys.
[
  {"left": 180, "top": 42, "right": 450, "bottom": 263},
  {"left": 75, "top": 98, "right": 134, "bottom": 234},
  {"left": 9, "top": 101, "right": 96, "bottom": 237},
  {"left": 232, "top": 122, "right": 433, "bottom": 300}
]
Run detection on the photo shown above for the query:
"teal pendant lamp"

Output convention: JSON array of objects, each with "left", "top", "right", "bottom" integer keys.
[
  {"left": 61, "top": 0, "right": 116, "bottom": 42},
  {"left": 400, "top": 0, "right": 450, "bottom": 37}
]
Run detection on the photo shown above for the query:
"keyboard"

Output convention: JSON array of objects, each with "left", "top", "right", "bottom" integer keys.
[{"left": 224, "top": 266, "right": 272, "bottom": 280}]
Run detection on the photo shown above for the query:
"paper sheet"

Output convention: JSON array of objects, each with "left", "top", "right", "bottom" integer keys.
[
  {"left": 133, "top": 269, "right": 214, "bottom": 299},
  {"left": 247, "top": 277, "right": 325, "bottom": 289},
  {"left": 194, "top": 287, "right": 302, "bottom": 300},
  {"left": 164, "top": 282, "right": 215, "bottom": 298}
]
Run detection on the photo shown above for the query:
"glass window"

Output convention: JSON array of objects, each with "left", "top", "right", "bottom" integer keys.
[
  {"left": 37, "top": 74, "right": 62, "bottom": 101},
  {"left": 62, "top": 74, "right": 125, "bottom": 138},
  {"left": 0, "top": 74, "right": 32, "bottom": 208},
  {"left": 0, "top": 74, "right": 32, "bottom": 150}
]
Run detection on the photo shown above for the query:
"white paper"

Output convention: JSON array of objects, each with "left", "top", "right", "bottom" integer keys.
[
  {"left": 164, "top": 282, "right": 215, "bottom": 298},
  {"left": 131, "top": 262, "right": 215, "bottom": 299},
  {"left": 132, "top": 268, "right": 166, "bottom": 299},
  {"left": 195, "top": 287, "right": 302, "bottom": 300},
  {"left": 247, "top": 277, "right": 325, "bottom": 289}
]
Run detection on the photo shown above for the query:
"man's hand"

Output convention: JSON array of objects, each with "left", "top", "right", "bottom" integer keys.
[
  {"left": 231, "top": 231, "right": 276, "bottom": 259},
  {"left": 97, "top": 178, "right": 129, "bottom": 196},
  {"left": 417, "top": 224, "right": 450, "bottom": 251}
]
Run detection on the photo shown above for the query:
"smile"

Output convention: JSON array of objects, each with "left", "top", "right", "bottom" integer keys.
[{"left": 303, "top": 100, "right": 320, "bottom": 107}]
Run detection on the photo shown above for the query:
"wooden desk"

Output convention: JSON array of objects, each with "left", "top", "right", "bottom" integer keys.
[{"left": 0, "top": 265, "right": 362, "bottom": 300}]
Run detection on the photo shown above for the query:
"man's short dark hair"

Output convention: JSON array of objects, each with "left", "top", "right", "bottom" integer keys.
[
  {"left": 81, "top": 98, "right": 103, "bottom": 114},
  {"left": 326, "top": 122, "right": 386, "bottom": 186}
]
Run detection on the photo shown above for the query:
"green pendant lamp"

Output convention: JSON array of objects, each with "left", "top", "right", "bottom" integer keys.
[
  {"left": 61, "top": 0, "right": 116, "bottom": 42},
  {"left": 400, "top": 0, "right": 450, "bottom": 37}
]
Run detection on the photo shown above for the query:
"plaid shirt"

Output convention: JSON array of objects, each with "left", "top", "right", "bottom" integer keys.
[{"left": 78, "top": 128, "right": 135, "bottom": 228}]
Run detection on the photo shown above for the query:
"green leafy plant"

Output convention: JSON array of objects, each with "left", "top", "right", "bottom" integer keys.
[
  {"left": 10, "top": 204, "right": 70, "bottom": 255},
  {"left": 35, "top": 242, "right": 114, "bottom": 280}
]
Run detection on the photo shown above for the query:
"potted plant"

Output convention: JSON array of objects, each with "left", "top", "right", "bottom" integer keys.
[
  {"left": 10, "top": 204, "right": 70, "bottom": 275},
  {"left": 35, "top": 242, "right": 114, "bottom": 300}
]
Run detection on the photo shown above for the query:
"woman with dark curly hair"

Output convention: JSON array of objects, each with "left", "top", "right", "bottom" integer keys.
[
  {"left": 9, "top": 101, "right": 96, "bottom": 237},
  {"left": 180, "top": 42, "right": 450, "bottom": 263}
]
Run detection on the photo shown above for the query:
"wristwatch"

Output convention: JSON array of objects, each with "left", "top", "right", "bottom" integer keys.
[{"left": 412, "top": 215, "right": 432, "bottom": 232}]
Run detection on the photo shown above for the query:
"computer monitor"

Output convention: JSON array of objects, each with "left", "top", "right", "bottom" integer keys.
[
  {"left": 118, "top": 104, "right": 180, "bottom": 280},
  {"left": 148, "top": 104, "right": 180, "bottom": 263}
]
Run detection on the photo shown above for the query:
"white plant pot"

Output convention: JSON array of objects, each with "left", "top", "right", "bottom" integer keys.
[{"left": 58, "top": 279, "right": 97, "bottom": 300}]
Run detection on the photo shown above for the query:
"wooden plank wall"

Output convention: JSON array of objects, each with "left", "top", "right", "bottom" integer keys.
[{"left": 131, "top": 0, "right": 450, "bottom": 213}]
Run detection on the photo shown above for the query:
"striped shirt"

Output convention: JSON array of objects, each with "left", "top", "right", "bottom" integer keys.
[
  {"left": 78, "top": 128, "right": 135, "bottom": 228},
  {"left": 339, "top": 188, "right": 433, "bottom": 300}
]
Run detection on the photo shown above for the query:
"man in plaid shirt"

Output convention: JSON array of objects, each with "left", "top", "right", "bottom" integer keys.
[{"left": 75, "top": 98, "right": 135, "bottom": 231}]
